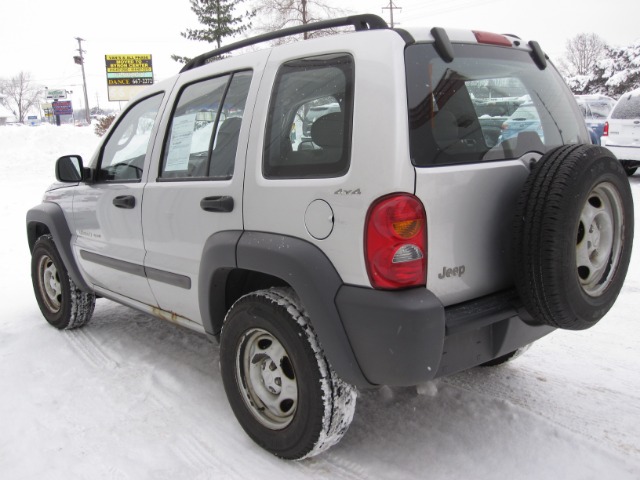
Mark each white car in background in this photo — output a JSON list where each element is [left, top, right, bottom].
[[602, 88, 640, 176]]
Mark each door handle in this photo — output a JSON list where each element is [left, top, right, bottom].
[[113, 195, 136, 209], [200, 196, 234, 212]]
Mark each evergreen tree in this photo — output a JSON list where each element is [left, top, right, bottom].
[[590, 41, 640, 97], [563, 39, 640, 97], [172, 0, 254, 64]]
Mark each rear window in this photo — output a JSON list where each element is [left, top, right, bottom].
[[611, 92, 640, 120], [406, 43, 589, 167]]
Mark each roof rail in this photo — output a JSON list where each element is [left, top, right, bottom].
[[180, 14, 389, 73]]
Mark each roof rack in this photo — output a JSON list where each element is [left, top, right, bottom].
[[180, 14, 389, 73]]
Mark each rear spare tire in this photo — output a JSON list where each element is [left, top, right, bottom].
[[512, 144, 634, 330]]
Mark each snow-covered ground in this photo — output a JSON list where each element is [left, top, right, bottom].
[[1, 125, 639, 479]]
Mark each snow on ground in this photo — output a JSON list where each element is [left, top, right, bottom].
[[1, 124, 639, 479]]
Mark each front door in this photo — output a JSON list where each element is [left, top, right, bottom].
[[73, 92, 166, 305]]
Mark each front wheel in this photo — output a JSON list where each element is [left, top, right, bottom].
[[31, 235, 95, 329], [220, 288, 356, 460]]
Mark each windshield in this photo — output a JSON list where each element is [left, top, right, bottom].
[[576, 97, 615, 119], [405, 43, 589, 167]]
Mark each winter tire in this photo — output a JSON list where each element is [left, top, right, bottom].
[[31, 235, 96, 330], [220, 288, 356, 460], [513, 144, 634, 330]]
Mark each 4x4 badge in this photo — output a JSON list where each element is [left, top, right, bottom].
[[334, 188, 361, 195]]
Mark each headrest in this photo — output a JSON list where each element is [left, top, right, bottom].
[[310, 112, 344, 148], [218, 116, 242, 138]]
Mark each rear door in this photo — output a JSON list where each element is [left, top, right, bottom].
[[141, 56, 264, 325]]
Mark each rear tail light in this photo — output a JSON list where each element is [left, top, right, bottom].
[[365, 194, 427, 289], [603, 121, 609, 137]]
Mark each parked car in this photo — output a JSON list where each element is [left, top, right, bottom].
[[499, 103, 543, 142], [575, 94, 616, 145], [473, 97, 523, 147], [26, 14, 634, 459], [602, 88, 640, 176]]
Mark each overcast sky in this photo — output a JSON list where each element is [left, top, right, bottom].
[[1, 0, 638, 112]]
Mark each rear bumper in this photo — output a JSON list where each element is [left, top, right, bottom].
[[336, 286, 553, 386]]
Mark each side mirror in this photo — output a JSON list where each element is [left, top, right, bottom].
[[55, 155, 85, 182]]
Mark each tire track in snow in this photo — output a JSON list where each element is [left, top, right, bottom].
[[303, 454, 369, 479], [441, 371, 640, 457], [106, 466, 130, 480], [63, 329, 119, 370], [172, 433, 226, 474]]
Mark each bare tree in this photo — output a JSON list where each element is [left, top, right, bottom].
[[0, 72, 42, 123], [563, 33, 607, 76], [254, 0, 346, 42]]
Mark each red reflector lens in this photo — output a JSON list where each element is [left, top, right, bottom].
[[473, 31, 512, 47], [603, 121, 609, 136], [365, 194, 427, 289]]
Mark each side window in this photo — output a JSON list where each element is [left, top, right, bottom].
[[160, 70, 252, 180], [264, 54, 354, 179], [99, 94, 163, 182]]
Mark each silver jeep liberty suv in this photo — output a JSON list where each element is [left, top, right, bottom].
[[27, 14, 634, 459]]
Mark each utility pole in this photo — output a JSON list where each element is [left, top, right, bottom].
[[382, 1, 402, 28], [74, 37, 91, 124]]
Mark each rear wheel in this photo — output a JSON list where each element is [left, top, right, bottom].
[[620, 160, 638, 176], [512, 145, 634, 330], [31, 235, 95, 329], [220, 288, 356, 460]]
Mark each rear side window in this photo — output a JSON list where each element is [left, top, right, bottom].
[[160, 71, 252, 180], [611, 92, 640, 120], [264, 54, 354, 179], [405, 44, 589, 167]]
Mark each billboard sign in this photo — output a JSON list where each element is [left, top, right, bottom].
[[52, 100, 73, 116], [105, 54, 154, 101], [46, 89, 67, 100]]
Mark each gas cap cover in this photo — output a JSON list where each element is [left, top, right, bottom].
[[304, 199, 334, 240]]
